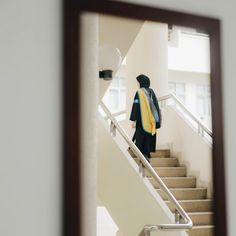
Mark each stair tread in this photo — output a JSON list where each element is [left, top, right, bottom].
[[188, 211, 214, 226], [130, 149, 171, 158], [149, 176, 195, 180], [188, 212, 214, 215], [165, 199, 213, 203], [145, 165, 187, 177], [133, 157, 180, 167], [166, 199, 213, 212], [192, 225, 214, 229], [149, 177, 196, 188], [152, 150, 170, 153], [151, 149, 171, 158], [150, 176, 196, 182], [153, 166, 185, 169], [153, 149, 170, 151], [134, 157, 177, 160], [150, 156, 172, 158], [157, 187, 206, 191], [157, 187, 207, 200]]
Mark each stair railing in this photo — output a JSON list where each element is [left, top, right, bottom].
[[109, 93, 212, 142], [99, 101, 193, 236], [159, 93, 212, 141]]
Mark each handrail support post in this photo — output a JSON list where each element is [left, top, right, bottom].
[[179, 215, 185, 224], [110, 121, 116, 136], [145, 230, 151, 236], [175, 209, 180, 223], [139, 161, 145, 177]]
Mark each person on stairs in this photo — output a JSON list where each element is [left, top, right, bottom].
[[130, 74, 161, 163]]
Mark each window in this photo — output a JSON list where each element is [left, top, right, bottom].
[[103, 76, 127, 113], [196, 85, 211, 116], [168, 82, 186, 104]]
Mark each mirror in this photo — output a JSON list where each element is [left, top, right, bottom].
[[97, 13, 213, 236], [63, 2, 226, 236]]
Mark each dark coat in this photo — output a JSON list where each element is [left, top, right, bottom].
[[130, 88, 161, 158]]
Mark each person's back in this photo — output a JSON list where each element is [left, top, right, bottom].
[[130, 74, 161, 162]]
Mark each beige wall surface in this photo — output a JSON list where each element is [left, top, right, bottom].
[[120, 0, 236, 235], [126, 21, 169, 99], [99, 14, 144, 62], [0, 0, 62, 236], [97, 116, 187, 236], [98, 15, 144, 99], [126, 21, 169, 134]]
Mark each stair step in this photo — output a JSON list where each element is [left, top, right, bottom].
[[166, 199, 213, 212], [134, 157, 179, 167], [149, 177, 196, 188], [188, 212, 214, 226], [157, 188, 207, 200], [129, 149, 171, 158], [145, 167, 186, 177], [188, 225, 214, 236], [151, 157, 179, 167], [151, 149, 170, 158]]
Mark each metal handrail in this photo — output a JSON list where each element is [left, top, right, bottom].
[[109, 93, 212, 139], [99, 101, 193, 235], [159, 93, 212, 138]]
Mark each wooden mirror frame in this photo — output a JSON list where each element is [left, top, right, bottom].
[[63, 1, 227, 236]]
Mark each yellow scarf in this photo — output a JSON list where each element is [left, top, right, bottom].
[[138, 89, 156, 135]]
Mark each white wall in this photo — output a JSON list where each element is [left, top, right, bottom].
[[120, 1, 236, 235], [126, 21, 169, 102], [99, 15, 144, 62], [98, 15, 144, 99], [168, 70, 211, 128], [0, 1, 62, 236], [125, 21, 168, 135], [168, 33, 210, 73], [168, 70, 210, 85], [103, 64, 127, 113], [96, 206, 119, 236], [80, 13, 99, 236]]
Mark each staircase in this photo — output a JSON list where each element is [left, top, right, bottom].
[[131, 149, 214, 236]]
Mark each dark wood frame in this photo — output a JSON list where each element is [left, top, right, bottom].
[[63, 1, 227, 236]]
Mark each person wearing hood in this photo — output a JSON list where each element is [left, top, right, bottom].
[[130, 74, 161, 163]]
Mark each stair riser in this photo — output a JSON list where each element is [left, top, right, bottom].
[[151, 158, 179, 167], [130, 149, 170, 158], [133, 158, 179, 167], [151, 150, 170, 158], [167, 201, 213, 212], [157, 189, 207, 200], [150, 178, 196, 188], [188, 227, 214, 236], [189, 214, 214, 226], [145, 168, 186, 177]]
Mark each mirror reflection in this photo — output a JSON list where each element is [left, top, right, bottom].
[[97, 13, 213, 236]]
